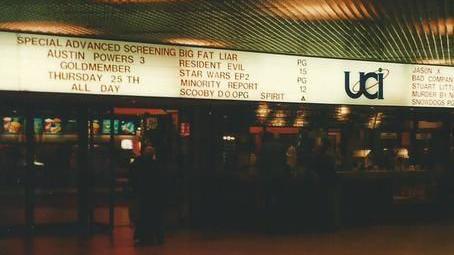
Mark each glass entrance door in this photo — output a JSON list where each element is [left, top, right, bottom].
[[89, 108, 116, 231], [32, 109, 79, 230], [105, 107, 182, 229], [0, 108, 27, 234]]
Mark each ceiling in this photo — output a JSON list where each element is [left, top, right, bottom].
[[0, 0, 452, 65]]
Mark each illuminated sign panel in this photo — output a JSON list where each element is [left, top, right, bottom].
[[0, 31, 453, 108]]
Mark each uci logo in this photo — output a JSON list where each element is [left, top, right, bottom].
[[344, 68, 389, 100]]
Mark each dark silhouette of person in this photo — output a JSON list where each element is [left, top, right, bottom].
[[257, 131, 287, 232], [311, 138, 340, 231], [295, 132, 319, 230], [129, 144, 166, 245]]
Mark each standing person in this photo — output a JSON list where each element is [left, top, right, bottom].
[[295, 133, 318, 230], [257, 131, 288, 232], [312, 138, 340, 231], [129, 144, 166, 245]]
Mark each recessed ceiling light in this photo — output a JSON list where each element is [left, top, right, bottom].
[[163, 38, 227, 48], [417, 18, 454, 36], [259, 0, 377, 21], [95, 0, 186, 3], [0, 21, 98, 36], [416, 59, 453, 65]]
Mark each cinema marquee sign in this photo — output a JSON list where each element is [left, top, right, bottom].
[[0, 31, 454, 108]]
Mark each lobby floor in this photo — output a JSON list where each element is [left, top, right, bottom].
[[2, 224, 454, 255]]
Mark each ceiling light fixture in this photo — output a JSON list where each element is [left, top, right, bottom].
[[95, 0, 185, 3], [416, 58, 453, 66], [259, 0, 377, 21], [417, 18, 454, 36], [163, 37, 227, 48], [0, 21, 98, 36]]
